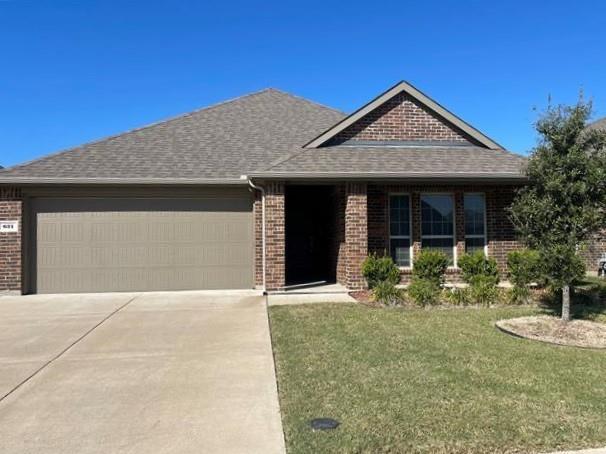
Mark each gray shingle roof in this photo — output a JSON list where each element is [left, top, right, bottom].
[[0, 89, 345, 183], [588, 117, 606, 131], [0, 87, 526, 183], [250, 145, 527, 180]]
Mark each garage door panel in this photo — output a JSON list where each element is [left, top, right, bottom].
[[32, 197, 253, 293]]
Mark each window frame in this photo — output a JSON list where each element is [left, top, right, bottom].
[[420, 192, 457, 268], [388, 192, 413, 269], [464, 192, 488, 256]]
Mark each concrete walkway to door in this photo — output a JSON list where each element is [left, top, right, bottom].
[[0, 290, 285, 454]]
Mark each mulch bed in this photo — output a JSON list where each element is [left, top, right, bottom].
[[496, 316, 606, 349]]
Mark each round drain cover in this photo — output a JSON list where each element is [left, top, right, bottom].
[[310, 418, 340, 430]]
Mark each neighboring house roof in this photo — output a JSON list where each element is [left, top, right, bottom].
[[303, 81, 503, 150], [0, 89, 345, 184], [587, 117, 606, 131], [0, 82, 526, 184]]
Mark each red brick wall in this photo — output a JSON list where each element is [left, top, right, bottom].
[[253, 190, 263, 287], [340, 183, 368, 290], [0, 187, 22, 293], [264, 182, 285, 290], [329, 92, 478, 145], [368, 184, 521, 284], [582, 232, 606, 274]]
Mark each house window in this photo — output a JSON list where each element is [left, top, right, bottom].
[[389, 194, 411, 267], [421, 194, 455, 264], [464, 193, 487, 255]]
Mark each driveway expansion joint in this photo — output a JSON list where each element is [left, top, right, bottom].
[[0, 293, 141, 404]]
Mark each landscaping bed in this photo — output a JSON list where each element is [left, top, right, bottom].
[[497, 315, 606, 349], [270, 303, 606, 454]]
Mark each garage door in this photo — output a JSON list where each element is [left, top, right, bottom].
[[31, 196, 253, 293]]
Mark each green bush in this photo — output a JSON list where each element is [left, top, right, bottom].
[[372, 280, 404, 306], [412, 250, 448, 285], [507, 285, 531, 305], [458, 251, 499, 285], [407, 278, 441, 306], [469, 275, 499, 306], [507, 249, 541, 288], [445, 287, 471, 306], [361, 253, 401, 289]]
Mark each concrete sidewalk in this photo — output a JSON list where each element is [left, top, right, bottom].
[[0, 291, 285, 454]]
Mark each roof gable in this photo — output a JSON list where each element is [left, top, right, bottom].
[[304, 81, 503, 149]]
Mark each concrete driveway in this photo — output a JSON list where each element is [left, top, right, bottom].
[[0, 291, 285, 454]]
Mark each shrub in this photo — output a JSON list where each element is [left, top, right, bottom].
[[507, 249, 541, 288], [507, 285, 531, 305], [469, 275, 499, 306], [372, 280, 404, 306], [362, 253, 401, 289], [458, 251, 499, 285], [412, 250, 448, 285], [445, 287, 471, 306], [407, 277, 441, 306]]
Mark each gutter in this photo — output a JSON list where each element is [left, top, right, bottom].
[[246, 172, 528, 183], [0, 177, 248, 185], [243, 175, 266, 292]]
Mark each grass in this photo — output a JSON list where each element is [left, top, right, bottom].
[[270, 304, 606, 454]]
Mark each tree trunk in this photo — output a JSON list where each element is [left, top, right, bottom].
[[561, 285, 571, 322]]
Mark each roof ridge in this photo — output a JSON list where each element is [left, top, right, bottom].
[[263, 87, 347, 116], [0, 88, 277, 173]]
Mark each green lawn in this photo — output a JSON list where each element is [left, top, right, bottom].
[[269, 304, 606, 454]]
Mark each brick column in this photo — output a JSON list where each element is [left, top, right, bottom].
[[265, 182, 285, 290], [0, 187, 23, 294], [454, 191, 465, 264], [344, 183, 368, 290]]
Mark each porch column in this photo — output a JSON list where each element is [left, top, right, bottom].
[[344, 182, 368, 290], [265, 181, 285, 290]]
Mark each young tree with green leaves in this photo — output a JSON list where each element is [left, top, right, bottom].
[[509, 99, 606, 321]]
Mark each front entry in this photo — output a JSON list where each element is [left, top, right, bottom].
[[285, 185, 336, 286]]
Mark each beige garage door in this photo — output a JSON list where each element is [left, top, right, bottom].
[[32, 196, 253, 293]]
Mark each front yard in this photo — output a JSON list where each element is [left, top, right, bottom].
[[270, 304, 606, 454]]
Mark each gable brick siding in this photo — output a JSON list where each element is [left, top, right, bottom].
[[0, 187, 23, 294], [328, 92, 478, 145], [368, 184, 520, 284]]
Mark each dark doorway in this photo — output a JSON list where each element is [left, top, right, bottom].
[[285, 185, 336, 286]]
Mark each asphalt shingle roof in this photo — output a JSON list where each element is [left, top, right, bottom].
[[251, 145, 526, 179], [588, 117, 606, 131], [0, 89, 345, 183], [0, 87, 527, 183]]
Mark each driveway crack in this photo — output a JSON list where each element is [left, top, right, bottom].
[[0, 293, 141, 404]]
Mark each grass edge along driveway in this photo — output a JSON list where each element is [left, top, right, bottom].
[[269, 303, 606, 454]]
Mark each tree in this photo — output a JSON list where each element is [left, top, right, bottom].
[[509, 99, 606, 321]]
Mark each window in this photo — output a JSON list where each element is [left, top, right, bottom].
[[421, 194, 455, 263], [389, 194, 411, 267], [464, 193, 486, 255]]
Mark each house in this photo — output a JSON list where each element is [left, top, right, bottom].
[[0, 81, 534, 294]]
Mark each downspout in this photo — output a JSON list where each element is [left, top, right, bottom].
[[245, 176, 266, 292]]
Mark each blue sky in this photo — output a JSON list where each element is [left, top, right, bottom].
[[1, 0, 605, 167]]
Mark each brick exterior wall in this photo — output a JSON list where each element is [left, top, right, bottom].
[[264, 182, 285, 290], [328, 92, 478, 145], [582, 232, 606, 275], [368, 184, 520, 284], [337, 183, 368, 290], [0, 187, 23, 294], [253, 189, 263, 287]]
